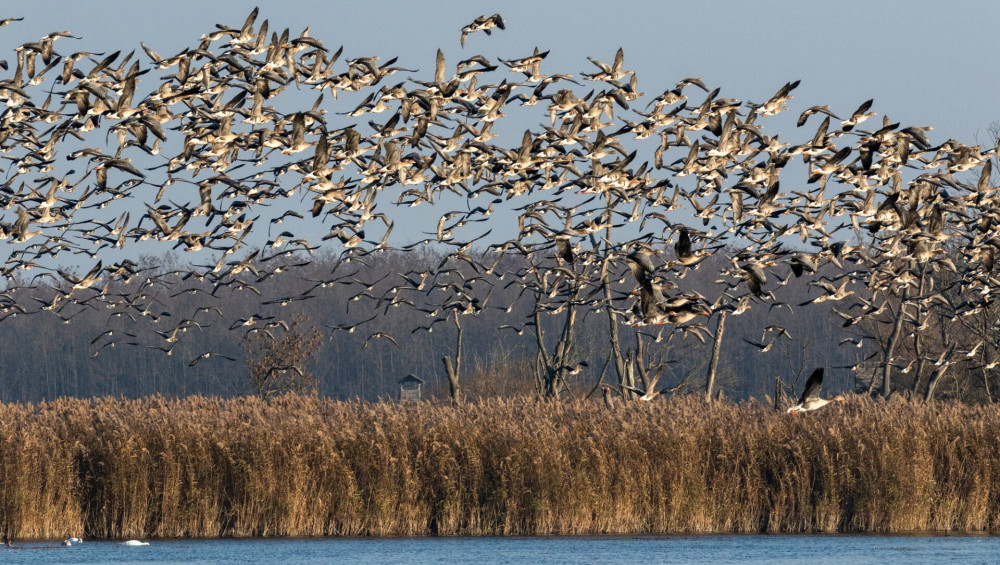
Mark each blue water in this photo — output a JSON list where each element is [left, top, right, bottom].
[[1, 535, 998, 564]]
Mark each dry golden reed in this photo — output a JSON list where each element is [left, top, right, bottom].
[[1, 394, 999, 539]]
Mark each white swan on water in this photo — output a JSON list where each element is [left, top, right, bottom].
[[121, 540, 150, 546]]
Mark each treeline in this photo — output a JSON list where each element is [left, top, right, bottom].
[[0, 249, 866, 403], [2, 394, 999, 540]]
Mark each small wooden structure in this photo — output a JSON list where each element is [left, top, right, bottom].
[[398, 374, 424, 402]]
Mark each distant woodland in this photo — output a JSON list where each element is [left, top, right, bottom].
[[0, 248, 869, 403]]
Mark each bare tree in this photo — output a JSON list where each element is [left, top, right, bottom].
[[244, 316, 323, 399], [705, 310, 727, 401], [442, 311, 463, 405]]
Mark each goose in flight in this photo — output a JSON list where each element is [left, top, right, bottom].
[[753, 79, 799, 117], [841, 98, 875, 131], [786, 368, 845, 414], [460, 13, 505, 48], [622, 374, 662, 401], [672, 226, 710, 267], [626, 249, 710, 326]]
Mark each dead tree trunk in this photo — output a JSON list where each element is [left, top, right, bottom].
[[604, 277, 628, 390], [442, 312, 463, 405], [924, 366, 946, 402], [546, 298, 579, 398], [981, 363, 993, 403], [881, 286, 908, 398], [600, 209, 629, 392], [924, 327, 955, 402], [910, 267, 929, 396], [443, 356, 461, 405], [705, 310, 727, 402], [774, 376, 784, 411], [530, 266, 583, 399]]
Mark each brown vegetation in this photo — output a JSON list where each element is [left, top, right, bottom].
[[1, 393, 999, 540], [243, 316, 323, 399]]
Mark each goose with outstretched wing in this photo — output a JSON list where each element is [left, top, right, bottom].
[[787, 368, 845, 414]]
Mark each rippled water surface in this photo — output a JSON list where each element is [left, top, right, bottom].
[[2, 535, 998, 564]]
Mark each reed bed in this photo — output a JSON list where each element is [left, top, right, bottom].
[[1, 394, 1000, 539]]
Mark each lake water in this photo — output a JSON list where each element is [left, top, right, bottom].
[[1, 535, 998, 564]]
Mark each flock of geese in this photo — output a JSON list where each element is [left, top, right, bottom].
[[0, 8, 996, 402]]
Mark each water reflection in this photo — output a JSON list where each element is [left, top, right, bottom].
[[0, 534, 996, 565]]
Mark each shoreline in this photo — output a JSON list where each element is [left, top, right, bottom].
[[7, 531, 1000, 542]]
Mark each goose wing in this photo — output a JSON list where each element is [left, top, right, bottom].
[[799, 367, 824, 403], [674, 226, 692, 259]]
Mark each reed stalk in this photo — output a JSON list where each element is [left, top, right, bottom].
[[1, 394, 999, 539]]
